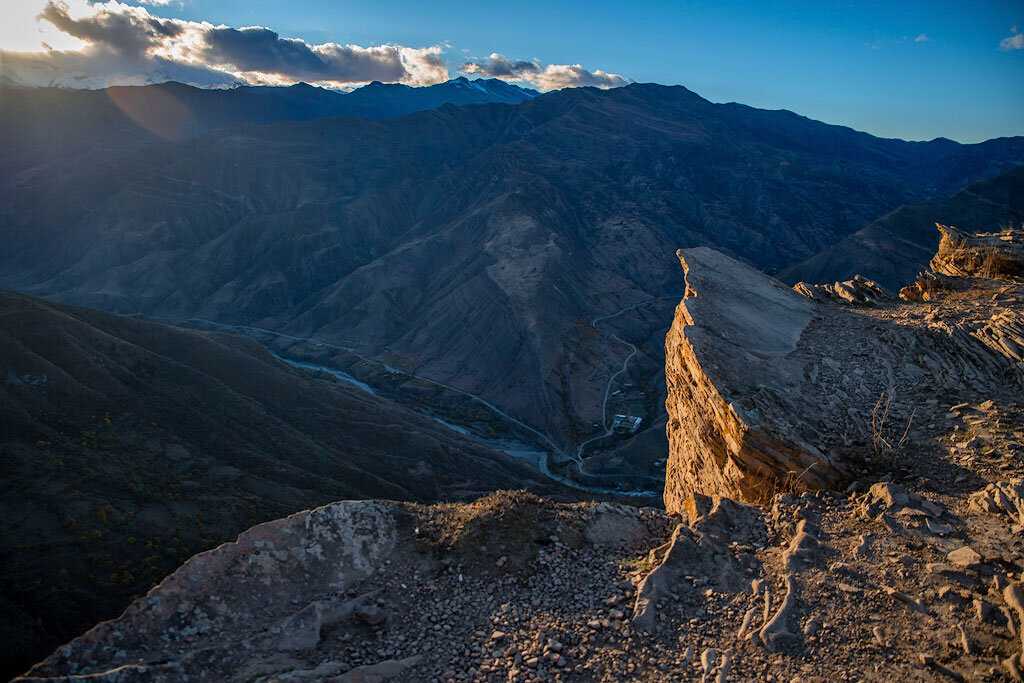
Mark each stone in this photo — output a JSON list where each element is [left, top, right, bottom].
[[947, 546, 982, 568], [975, 599, 1004, 625], [354, 605, 389, 627], [700, 647, 716, 674], [868, 482, 910, 509]]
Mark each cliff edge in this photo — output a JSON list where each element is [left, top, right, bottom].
[[665, 231, 1023, 508]]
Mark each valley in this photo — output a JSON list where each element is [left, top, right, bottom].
[[0, 289, 558, 678], [1, 62, 1023, 681]]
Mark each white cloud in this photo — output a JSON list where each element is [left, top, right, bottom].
[[459, 53, 629, 91], [999, 26, 1024, 51], [914, 33, 931, 42], [1, 0, 450, 88], [0, 2, 630, 92]]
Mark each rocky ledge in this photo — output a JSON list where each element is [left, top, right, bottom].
[[664, 228, 1024, 508]]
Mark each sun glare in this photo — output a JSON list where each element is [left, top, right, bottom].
[[0, 0, 87, 52]]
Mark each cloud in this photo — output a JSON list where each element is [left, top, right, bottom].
[[197, 27, 445, 84], [1, 0, 449, 88], [459, 52, 629, 91], [1, 2, 624, 92], [914, 33, 931, 42], [38, 1, 184, 58], [1000, 26, 1023, 51]]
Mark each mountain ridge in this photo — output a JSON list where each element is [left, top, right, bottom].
[[0, 76, 537, 179]]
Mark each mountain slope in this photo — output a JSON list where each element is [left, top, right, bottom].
[[778, 165, 1024, 290], [0, 288, 552, 679], [0, 77, 535, 178], [2, 83, 1024, 460]]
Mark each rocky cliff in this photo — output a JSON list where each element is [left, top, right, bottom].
[[15, 228, 1024, 681], [664, 229, 1024, 508]]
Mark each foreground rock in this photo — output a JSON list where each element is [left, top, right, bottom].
[[929, 224, 1024, 280]]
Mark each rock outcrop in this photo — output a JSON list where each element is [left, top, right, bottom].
[[663, 247, 842, 509], [792, 275, 892, 306], [664, 235, 1024, 509], [930, 224, 1024, 279]]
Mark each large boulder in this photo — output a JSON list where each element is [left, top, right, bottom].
[[20, 501, 399, 681], [663, 247, 848, 509]]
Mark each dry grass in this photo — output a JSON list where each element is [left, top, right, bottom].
[[871, 390, 915, 469]]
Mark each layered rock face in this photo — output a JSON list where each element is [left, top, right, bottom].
[[664, 237, 1024, 509], [663, 248, 837, 508]]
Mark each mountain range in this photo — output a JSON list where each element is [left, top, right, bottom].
[[0, 76, 536, 178], [2, 81, 1024, 461]]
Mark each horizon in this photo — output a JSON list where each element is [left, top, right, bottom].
[[0, 0, 1021, 143], [8, 75, 1018, 147]]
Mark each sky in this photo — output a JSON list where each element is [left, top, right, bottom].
[[1, 0, 1022, 142]]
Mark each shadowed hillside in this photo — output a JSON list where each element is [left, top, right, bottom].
[[0, 288, 553, 679]]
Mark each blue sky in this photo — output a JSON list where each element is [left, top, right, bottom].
[[2, 0, 1022, 142]]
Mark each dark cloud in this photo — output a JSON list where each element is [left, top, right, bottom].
[[460, 53, 541, 80], [459, 53, 629, 91], [199, 27, 408, 82], [11, 1, 448, 88], [39, 1, 183, 57]]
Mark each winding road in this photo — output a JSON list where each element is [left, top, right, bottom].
[[574, 297, 676, 461]]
